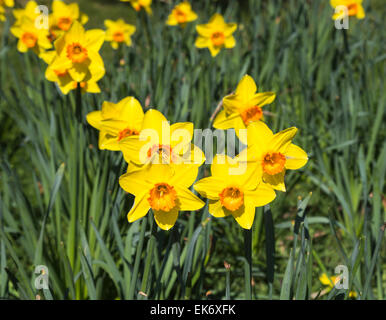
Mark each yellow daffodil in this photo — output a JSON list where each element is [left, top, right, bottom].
[[330, 0, 365, 20], [48, 0, 89, 42], [10, 16, 52, 55], [194, 155, 276, 229], [213, 74, 276, 142], [120, 0, 152, 15], [0, 0, 14, 21], [319, 273, 357, 298], [86, 97, 144, 151], [46, 21, 105, 86], [12, 0, 39, 23], [119, 163, 204, 230], [104, 19, 136, 49], [195, 13, 237, 57], [119, 109, 205, 167], [239, 121, 308, 192], [166, 1, 197, 27]]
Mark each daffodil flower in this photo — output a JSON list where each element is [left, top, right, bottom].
[[166, 1, 198, 27], [213, 74, 276, 142], [12, 0, 39, 23], [86, 97, 145, 151], [119, 163, 204, 230], [120, 0, 152, 15], [319, 273, 357, 298], [46, 21, 105, 84], [195, 13, 237, 57], [0, 0, 14, 21], [194, 155, 276, 229], [104, 19, 136, 49], [10, 16, 52, 55], [119, 109, 205, 167], [48, 0, 89, 42], [330, 0, 365, 20], [239, 121, 308, 192]]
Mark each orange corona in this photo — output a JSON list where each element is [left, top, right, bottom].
[[21, 32, 38, 48], [240, 105, 263, 125], [117, 128, 139, 141], [211, 31, 225, 46], [262, 152, 286, 175], [58, 17, 72, 31], [148, 183, 178, 212], [219, 186, 244, 211], [67, 43, 88, 63]]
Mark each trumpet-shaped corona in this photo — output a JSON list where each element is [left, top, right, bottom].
[[148, 183, 178, 212], [219, 187, 244, 211]]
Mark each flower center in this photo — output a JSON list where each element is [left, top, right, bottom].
[[175, 9, 187, 24], [211, 31, 225, 46], [117, 128, 139, 141], [21, 32, 38, 48], [113, 31, 125, 43], [58, 17, 72, 31], [347, 3, 358, 16], [147, 144, 175, 163], [262, 152, 286, 175], [54, 69, 68, 77], [67, 43, 88, 63], [240, 105, 263, 125], [148, 183, 178, 212], [219, 187, 244, 211]]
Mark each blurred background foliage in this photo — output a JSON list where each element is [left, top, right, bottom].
[[0, 0, 385, 300]]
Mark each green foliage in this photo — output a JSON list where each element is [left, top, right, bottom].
[[0, 0, 385, 300]]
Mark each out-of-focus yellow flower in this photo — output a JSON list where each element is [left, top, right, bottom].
[[195, 13, 237, 57], [330, 0, 365, 20], [319, 273, 358, 298], [166, 1, 197, 27], [104, 19, 136, 49], [119, 109, 205, 167], [238, 121, 308, 192], [48, 0, 89, 42], [45, 21, 105, 91], [10, 16, 52, 55], [120, 0, 152, 15], [0, 0, 14, 22], [12, 0, 39, 23], [119, 163, 204, 230], [213, 74, 276, 141], [194, 155, 276, 229], [86, 97, 144, 151]]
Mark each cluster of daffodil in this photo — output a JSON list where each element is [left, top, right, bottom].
[[86, 74, 308, 230]]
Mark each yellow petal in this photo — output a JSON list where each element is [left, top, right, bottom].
[[193, 177, 223, 200], [142, 109, 169, 138], [119, 170, 152, 196], [85, 29, 105, 52], [262, 171, 286, 192], [245, 183, 276, 207], [224, 36, 236, 48], [175, 186, 205, 211], [127, 194, 151, 223], [250, 91, 276, 108], [208, 200, 231, 217], [86, 111, 103, 130], [235, 75, 257, 102], [285, 144, 308, 170], [231, 199, 255, 229], [153, 207, 179, 230], [270, 127, 298, 154]]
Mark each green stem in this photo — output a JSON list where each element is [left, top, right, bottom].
[[75, 84, 82, 123], [128, 217, 148, 299], [243, 228, 252, 300], [139, 212, 157, 299]]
